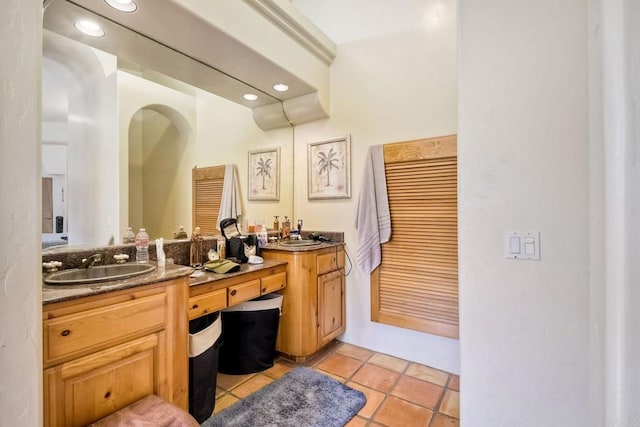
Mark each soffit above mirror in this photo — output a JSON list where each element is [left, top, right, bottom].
[[43, 0, 335, 125]]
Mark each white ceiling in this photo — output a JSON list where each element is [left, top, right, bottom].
[[293, 0, 452, 44]]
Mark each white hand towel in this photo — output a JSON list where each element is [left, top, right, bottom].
[[354, 145, 391, 274], [217, 164, 243, 230]]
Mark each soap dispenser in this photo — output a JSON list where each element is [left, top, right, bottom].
[[282, 216, 291, 240]]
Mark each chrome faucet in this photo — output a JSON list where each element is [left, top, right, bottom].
[[80, 253, 103, 269]]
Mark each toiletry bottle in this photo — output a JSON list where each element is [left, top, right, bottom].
[[156, 238, 166, 269], [123, 226, 135, 244], [273, 216, 279, 232], [190, 227, 203, 266], [135, 228, 149, 263], [282, 216, 291, 240], [217, 238, 226, 259]]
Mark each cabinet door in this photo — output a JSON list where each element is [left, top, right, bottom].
[[44, 333, 164, 427], [317, 270, 345, 348]]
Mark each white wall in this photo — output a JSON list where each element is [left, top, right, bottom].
[[458, 1, 591, 425], [67, 52, 118, 246], [0, 2, 42, 425], [195, 89, 294, 228], [118, 71, 197, 239], [293, 0, 459, 374], [43, 37, 119, 246], [601, 1, 640, 425]]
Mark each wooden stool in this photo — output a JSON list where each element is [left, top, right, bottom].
[[88, 395, 199, 427]]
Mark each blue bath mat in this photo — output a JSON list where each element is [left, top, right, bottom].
[[202, 367, 366, 427]]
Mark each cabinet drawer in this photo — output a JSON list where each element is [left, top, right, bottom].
[[261, 272, 286, 294], [228, 280, 261, 306], [44, 293, 166, 363], [317, 251, 344, 275], [188, 289, 227, 320]]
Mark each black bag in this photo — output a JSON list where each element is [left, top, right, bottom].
[[219, 218, 260, 263]]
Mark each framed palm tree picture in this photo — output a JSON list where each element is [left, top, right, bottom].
[[248, 147, 280, 201], [308, 135, 351, 200]]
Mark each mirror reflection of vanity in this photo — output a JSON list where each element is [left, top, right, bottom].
[[41, 0, 334, 249]]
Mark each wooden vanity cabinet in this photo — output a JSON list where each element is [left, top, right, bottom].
[[318, 270, 345, 348], [261, 246, 345, 361], [187, 266, 287, 320], [42, 278, 189, 427]]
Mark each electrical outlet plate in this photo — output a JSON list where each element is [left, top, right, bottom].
[[504, 231, 540, 261]]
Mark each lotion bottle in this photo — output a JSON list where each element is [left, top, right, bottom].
[[156, 238, 166, 269]]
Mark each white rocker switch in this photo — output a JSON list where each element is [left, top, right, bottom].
[[505, 232, 540, 261]]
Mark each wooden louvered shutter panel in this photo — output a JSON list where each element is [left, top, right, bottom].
[[192, 166, 225, 236], [371, 135, 458, 339]]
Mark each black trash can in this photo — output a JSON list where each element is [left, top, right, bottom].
[[188, 311, 222, 423], [219, 293, 283, 375]]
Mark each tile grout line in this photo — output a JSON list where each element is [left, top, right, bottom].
[[215, 342, 459, 425], [363, 356, 409, 425]]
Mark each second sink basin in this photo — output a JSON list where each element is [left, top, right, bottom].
[[44, 263, 157, 285], [278, 239, 321, 247]]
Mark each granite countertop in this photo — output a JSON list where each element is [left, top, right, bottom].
[[42, 262, 194, 305], [188, 259, 288, 287], [260, 241, 344, 252], [42, 259, 290, 305]]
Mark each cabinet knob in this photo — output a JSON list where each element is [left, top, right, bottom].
[[192, 304, 199, 309], [104, 391, 111, 399], [61, 329, 71, 337], [262, 288, 266, 293], [230, 289, 237, 296]]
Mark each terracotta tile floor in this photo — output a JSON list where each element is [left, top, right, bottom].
[[214, 341, 460, 426]]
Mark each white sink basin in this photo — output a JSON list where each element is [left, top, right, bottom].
[[44, 263, 156, 285], [278, 239, 321, 247]]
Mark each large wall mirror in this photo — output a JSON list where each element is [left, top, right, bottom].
[[41, 1, 297, 249]]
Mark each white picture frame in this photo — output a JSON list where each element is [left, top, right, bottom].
[[307, 135, 351, 200], [248, 147, 280, 201]]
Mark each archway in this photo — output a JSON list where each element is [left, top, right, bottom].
[[128, 104, 194, 240]]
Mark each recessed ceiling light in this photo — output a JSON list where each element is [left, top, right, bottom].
[[273, 83, 290, 92], [243, 94, 258, 101], [74, 20, 104, 37], [104, 0, 138, 12]]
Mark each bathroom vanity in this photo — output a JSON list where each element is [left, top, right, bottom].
[[42, 265, 191, 427], [261, 242, 346, 362], [42, 259, 286, 427]]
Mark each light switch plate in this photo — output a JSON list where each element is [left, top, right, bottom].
[[505, 231, 540, 260]]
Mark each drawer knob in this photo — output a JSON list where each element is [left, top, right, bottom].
[[192, 304, 199, 309], [61, 329, 71, 337], [230, 289, 237, 296], [262, 288, 266, 293]]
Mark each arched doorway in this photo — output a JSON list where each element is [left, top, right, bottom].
[[128, 104, 194, 240]]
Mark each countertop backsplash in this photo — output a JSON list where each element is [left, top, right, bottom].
[[41, 231, 343, 270], [42, 237, 218, 269]]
